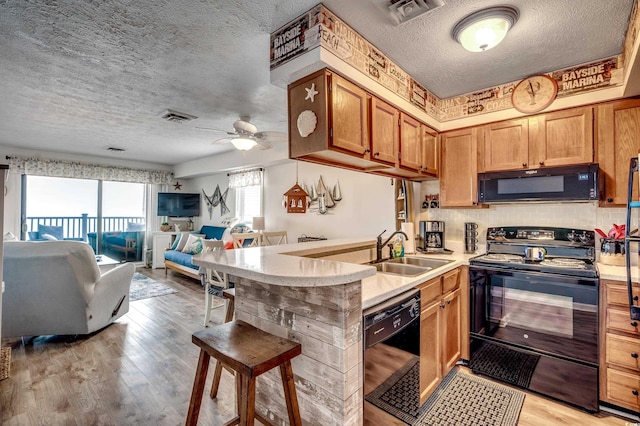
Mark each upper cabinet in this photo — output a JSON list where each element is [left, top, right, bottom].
[[421, 126, 439, 177], [399, 113, 422, 171], [483, 106, 594, 172], [370, 97, 398, 166], [288, 68, 438, 181], [330, 74, 370, 156], [440, 127, 482, 207], [597, 98, 640, 206]]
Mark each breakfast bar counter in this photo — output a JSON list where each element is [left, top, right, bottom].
[[192, 238, 467, 425]]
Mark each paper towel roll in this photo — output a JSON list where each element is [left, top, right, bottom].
[[401, 222, 416, 254]]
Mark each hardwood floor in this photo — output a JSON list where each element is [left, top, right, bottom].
[[1, 267, 636, 425]]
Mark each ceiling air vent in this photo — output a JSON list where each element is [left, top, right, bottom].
[[387, 0, 445, 25], [107, 147, 125, 152], [160, 109, 197, 123]]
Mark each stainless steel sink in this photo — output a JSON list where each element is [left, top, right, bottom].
[[386, 256, 454, 269], [372, 262, 430, 276]]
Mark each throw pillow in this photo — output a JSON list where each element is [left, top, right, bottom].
[[28, 231, 41, 241], [173, 232, 191, 251], [127, 222, 145, 231], [3, 232, 17, 241], [40, 233, 58, 241], [224, 239, 235, 250], [181, 234, 203, 254], [38, 224, 64, 240]]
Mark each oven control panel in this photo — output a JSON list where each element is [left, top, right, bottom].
[[516, 230, 554, 240]]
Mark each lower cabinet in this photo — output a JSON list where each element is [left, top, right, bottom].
[[600, 279, 640, 412], [417, 268, 461, 404], [152, 232, 179, 269]]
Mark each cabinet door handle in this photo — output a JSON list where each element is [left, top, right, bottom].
[[634, 295, 639, 301], [522, 163, 527, 167], [440, 304, 445, 309], [631, 352, 638, 359], [446, 300, 451, 305], [364, 149, 370, 154], [632, 321, 638, 327], [633, 389, 639, 396], [539, 161, 545, 166], [374, 152, 380, 157], [607, 198, 614, 203]]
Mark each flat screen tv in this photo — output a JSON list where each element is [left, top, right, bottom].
[[157, 192, 201, 217]]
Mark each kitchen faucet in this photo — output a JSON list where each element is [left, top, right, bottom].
[[376, 229, 408, 262]]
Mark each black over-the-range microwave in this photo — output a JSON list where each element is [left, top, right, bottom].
[[478, 163, 601, 204]]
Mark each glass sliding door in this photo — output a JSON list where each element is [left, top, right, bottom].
[[23, 175, 98, 242], [23, 176, 146, 262], [101, 181, 146, 261]]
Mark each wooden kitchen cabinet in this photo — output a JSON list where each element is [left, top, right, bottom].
[[597, 98, 640, 206], [600, 279, 640, 412], [484, 118, 529, 171], [370, 96, 398, 166], [440, 127, 483, 207], [417, 267, 461, 404], [420, 125, 439, 177], [399, 113, 422, 171], [331, 73, 370, 155], [483, 106, 593, 171]]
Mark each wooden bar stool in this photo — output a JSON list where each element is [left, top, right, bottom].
[[186, 320, 302, 426], [210, 288, 235, 399]]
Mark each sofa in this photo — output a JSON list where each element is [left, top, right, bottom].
[[164, 224, 256, 280], [2, 240, 136, 337], [164, 225, 228, 280], [88, 222, 145, 261]]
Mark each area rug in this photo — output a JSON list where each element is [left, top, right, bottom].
[[129, 272, 177, 301], [0, 347, 10, 381], [416, 368, 525, 426], [365, 357, 421, 424], [366, 362, 525, 426], [469, 341, 540, 388]]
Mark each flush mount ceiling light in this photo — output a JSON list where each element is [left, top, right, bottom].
[[230, 137, 258, 151], [452, 6, 519, 52]]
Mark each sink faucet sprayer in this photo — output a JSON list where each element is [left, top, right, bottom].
[[376, 230, 408, 262]]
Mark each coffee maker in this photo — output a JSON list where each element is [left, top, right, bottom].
[[419, 221, 447, 252]]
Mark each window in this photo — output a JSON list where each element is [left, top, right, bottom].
[[235, 184, 262, 225]]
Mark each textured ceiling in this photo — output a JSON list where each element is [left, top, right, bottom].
[[0, 0, 634, 166]]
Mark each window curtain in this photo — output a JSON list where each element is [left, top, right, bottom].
[[7, 156, 173, 185], [228, 168, 262, 188], [145, 183, 166, 249]]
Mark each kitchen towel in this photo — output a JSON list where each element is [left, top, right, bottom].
[[401, 222, 416, 254]]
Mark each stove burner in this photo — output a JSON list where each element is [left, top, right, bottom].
[[540, 258, 587, 269], [480, 254, 523, 262]]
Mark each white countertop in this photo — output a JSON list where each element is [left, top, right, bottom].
[[597, 262, 638, 282], [192, 238, 478, 310]]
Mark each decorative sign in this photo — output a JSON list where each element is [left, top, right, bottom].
[[202, 185, 230, 219], [552, 57, 620, 97], [270, 9, 315, 70]]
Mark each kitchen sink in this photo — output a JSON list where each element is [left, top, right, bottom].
[[386, 256, 454, 269], [372, 262, 430, 276]]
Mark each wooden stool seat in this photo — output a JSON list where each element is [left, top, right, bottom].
[[186, 320, 302, 426]]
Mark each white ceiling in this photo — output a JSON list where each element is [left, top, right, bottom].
[[0, 0, 634, 166]]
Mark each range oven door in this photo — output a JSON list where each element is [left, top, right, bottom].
[[469, 266, 599, 412]]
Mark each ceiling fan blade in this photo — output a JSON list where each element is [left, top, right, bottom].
[[212, 137, 233, 145], [255, 140, 273, 150], [195, 126, 236, 135], [254, 131, 288, 143]]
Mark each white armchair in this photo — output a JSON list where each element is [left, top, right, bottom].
[[2, 241, 135, 337]]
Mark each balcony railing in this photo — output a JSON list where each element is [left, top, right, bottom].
[[26, 214, 145, 241]]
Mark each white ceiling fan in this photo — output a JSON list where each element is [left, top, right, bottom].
[[196, 116, 287, 151]]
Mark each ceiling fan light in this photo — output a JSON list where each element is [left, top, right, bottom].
[[452, 6, 519, 52], [231, 137, 257, 151]]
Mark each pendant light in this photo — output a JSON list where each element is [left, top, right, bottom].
[[452, 6, 519, 52]]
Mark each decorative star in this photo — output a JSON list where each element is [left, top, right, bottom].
[[305, 83, 319, 102], [173, 181, 182, 190]]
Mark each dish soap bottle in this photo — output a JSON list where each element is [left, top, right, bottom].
[[393, 236, 405, 258]]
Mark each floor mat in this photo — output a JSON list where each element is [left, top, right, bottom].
[[365, 357, 421, 424], [469, 341, 540, 388], [0, 346, 11, 381], [130, 272, 177, 301]]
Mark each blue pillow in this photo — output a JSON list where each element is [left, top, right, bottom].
[[127, 222, 145, 231], [28, 231, 41, 241], [38, 225, 64, 240]]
